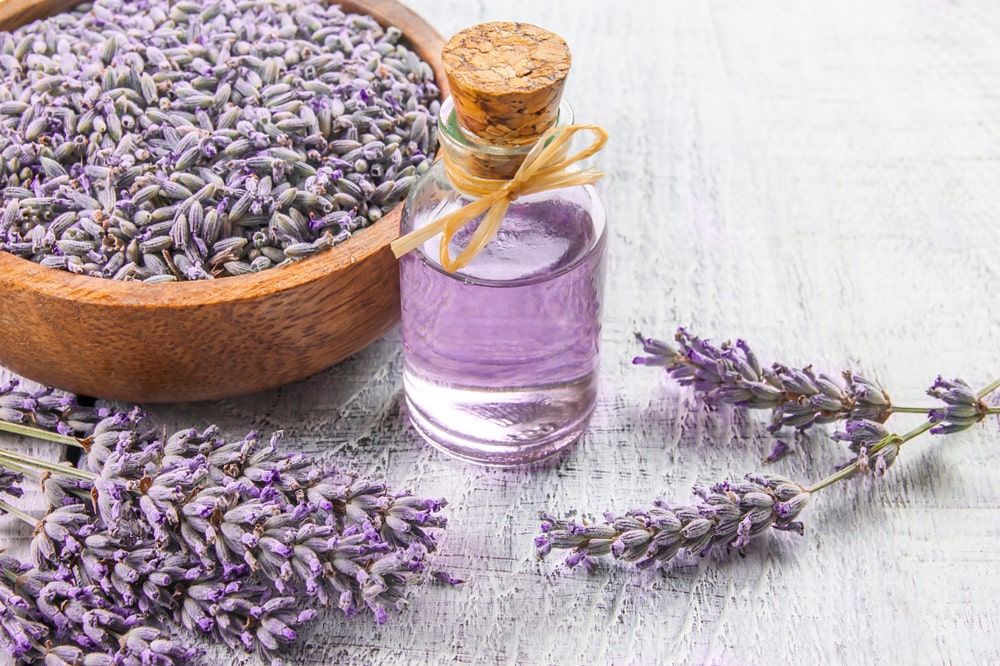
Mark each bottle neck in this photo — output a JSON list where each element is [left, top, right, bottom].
[[437, 97, 574, 181]]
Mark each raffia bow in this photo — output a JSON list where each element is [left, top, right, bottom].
[[389, 124, 609, 273]]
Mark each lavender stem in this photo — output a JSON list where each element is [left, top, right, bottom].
[[977, 377, 1000, 399], [889, 406, 937, 414], [0, 420, 84, 448], [0, 458, 34, 479], [0, 447, 95, 481], [853, 405, 1000, 415], [0, 498, 37, 525]]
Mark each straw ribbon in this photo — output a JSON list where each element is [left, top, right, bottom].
[[390, 124, 609, 273]]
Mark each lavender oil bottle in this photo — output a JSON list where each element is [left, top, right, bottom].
[[392, 22, 608, 466]]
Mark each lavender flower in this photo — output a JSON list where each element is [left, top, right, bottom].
[[537, 474, 810, 572], [1, 555, 192, 666], [634, 330, 892, 432], [0, 405, 450, 664], [0, 463, 23, 501], [30, 503, 92, 568], [0, 378, 103, 438], [39, 472, 93, 509], [34, 628, 196, 666], [926, 376, 989, 434], [0, 558, 47, 660], [832, 420, 901, 476]]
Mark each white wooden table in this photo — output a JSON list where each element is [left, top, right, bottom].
[[4, 0, 1000, 663]]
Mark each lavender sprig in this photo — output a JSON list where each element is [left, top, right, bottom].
[[0, 407, 450, 663], [634, 329, 892, 432], [537, 474, 809, 573], [536, 438, 903, 573], [540, 367, 1000, 573], [635, 329, 1000, 461]]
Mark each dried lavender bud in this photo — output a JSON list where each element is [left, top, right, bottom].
[[537, 474, 809, 572], [0, 378, 102, 438], [0, 559, 48, 660], [30, 503, 92, 568], [833, 419, 892, 454], [832, 420, 901, 476], [40, 472, 94, 509], [39, 626, 197, 666], [634, 330, 892, 432], [0, 0, 440, 280], [763, 439, 791, 464], [0, 464, 23, 501], [926, 376, 989, 434]]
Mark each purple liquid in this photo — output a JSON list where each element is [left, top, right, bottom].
[[400, 190, 606, 465]]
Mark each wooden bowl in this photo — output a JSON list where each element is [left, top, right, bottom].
[[0, 0, 446, 402]]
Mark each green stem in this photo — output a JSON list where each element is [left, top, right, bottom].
[[803, 461, 860, 494], [978, 378, 1000, 399], [0, 420, 84, 448], [0, 498, 39, 526], [0, 457, 41, 478], [0, 447, 95, 481], [896, 421, 934, 446], [806, 377, 1000, 494], [887, 406, 1000, 416], [0, 459, 93, 502]]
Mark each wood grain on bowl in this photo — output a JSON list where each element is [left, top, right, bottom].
[[0, 0, 79, 27], [0, 0, 447, 402]]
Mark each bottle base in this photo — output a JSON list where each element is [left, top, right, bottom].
[[403, 373, 597, 467]]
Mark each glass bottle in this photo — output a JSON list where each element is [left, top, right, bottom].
[[396, 22, 607, 466]]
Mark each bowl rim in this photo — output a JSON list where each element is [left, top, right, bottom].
[[0, 219, 397, 306], [0, 0, 448, 308]]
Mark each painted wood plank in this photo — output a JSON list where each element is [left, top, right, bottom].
[[3, 1, 1000, 664]]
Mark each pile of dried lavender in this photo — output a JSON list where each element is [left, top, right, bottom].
[[536, 329, 1000, 573], [0, 0, 439, 281], [0, 380, 449, 664]]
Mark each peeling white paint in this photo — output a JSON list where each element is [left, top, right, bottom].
[[5, 0, 1000, 663]]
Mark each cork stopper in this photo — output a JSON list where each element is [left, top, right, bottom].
[[442, 22, 571, 146]]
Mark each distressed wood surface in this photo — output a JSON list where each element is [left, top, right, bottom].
[[5, 0, 1000, 663]]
